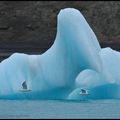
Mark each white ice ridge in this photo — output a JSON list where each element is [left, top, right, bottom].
[[0, 8, 120, 100]]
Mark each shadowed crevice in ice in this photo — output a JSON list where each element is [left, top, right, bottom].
[[0, 8, 120, 100]]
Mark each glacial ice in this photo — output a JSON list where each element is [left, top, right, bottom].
[[0, 8, 120, 100]]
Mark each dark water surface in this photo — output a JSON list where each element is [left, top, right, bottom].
[[0, 99, 120, 119]]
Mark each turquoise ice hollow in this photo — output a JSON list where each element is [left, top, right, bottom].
[[0, 8, 120, 100]]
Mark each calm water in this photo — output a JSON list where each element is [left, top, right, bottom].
[[0, 99, 120, 119]]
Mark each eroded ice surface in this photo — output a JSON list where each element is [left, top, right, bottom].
[[0, 8, 120, 100]]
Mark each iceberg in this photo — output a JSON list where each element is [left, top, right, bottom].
[[0, 8, 120, 100]]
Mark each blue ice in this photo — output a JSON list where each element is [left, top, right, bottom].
[[0, 8, 120, 100]]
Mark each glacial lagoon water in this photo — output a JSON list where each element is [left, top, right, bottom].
[[0, 7, 120, 119], [0, 99, 120, 119]]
